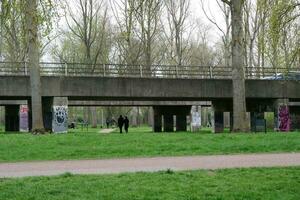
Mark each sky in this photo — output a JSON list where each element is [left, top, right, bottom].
[[190, 0, 228, 42], [45, 0, 226, 61]]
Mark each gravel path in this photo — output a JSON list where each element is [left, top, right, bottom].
[[0, 153, 300, 178], [99, 128, 115, 134]]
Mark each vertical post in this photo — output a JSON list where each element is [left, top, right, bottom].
[[103, 64, 106, 77], [5, 105, 20, 132], [175, 65, 178, 78], [209, 66, 213, 78], [64, 63, 68, 76], [140, 65, 143, 77], [101, 109, 104, 128]]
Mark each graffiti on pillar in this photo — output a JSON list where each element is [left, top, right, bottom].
[[278, 106, 290, 132], [52, 106, 68, 133], [191, 106, 201, 132], [19, 105, 29, 132]]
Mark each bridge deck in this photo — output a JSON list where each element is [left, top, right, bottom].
[[0, 76, 300, 100]]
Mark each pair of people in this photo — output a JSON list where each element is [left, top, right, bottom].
[[118, 115, 129, 133]]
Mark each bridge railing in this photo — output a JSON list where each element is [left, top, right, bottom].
[[0, 61, 299, 79]]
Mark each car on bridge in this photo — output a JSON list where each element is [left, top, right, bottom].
[[262, 71, 300, 80]]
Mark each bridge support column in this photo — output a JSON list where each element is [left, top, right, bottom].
[[212, 111, 224, 133], [5, 105, 19, 132], [290, 106, 300, 131], [274, 99, 290, 132], [19, 105, 29, 132], [163, 114, 174, 132], [211, 100, 233, 133], [42, 97, 53, 131], [153, 106, 191, 133], [153, 107, 162, 132], [229, 112, 233, 132], [190, 106, 201, 132], [42, 97, 68, 133], [176, 115, 187, 132], [250, 112, 265, 132]]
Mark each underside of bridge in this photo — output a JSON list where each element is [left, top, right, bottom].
[[1, 98, 300, 133], [1, 76, 300, 132]]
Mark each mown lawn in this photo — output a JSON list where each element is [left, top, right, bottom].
[[0, 167, 299, 200], [0, 126, 300, 162]]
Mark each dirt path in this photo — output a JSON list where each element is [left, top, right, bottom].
[[0, 153, 299, 178], [99, 128, 115, 134]]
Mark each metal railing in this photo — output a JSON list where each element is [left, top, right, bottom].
[[0, 61, 299, 79]]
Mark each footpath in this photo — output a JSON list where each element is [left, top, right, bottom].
[[0, 153, 300, 178]]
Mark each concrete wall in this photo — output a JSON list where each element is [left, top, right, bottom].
[[1, 76, 300, 100]]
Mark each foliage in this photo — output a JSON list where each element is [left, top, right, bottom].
[[0, 0, 59, 61]]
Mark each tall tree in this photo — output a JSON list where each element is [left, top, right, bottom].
[[163, 0, 191, 66], [200, 0, 231, 67], [135, 0, 162, 71], [65, 0, 110, 128], [25, 0, 44, 131], [221, 0, 250, 132]]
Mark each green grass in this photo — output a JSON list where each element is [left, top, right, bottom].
[[0, 126, 300, 162], [0, 167, 299, 200]]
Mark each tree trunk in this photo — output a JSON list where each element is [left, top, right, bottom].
[[148, 107, 153, 127], [25, 0, 44, 131], [0, 1, 4, 60], [131, 107, 138, 127], [231, 0, 250, 132], [90, 106, 97, 128], [0, 106, 4, 125]]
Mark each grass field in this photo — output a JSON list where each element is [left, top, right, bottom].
[[0, 167, 299, 200], [0, 126, 300, 162]]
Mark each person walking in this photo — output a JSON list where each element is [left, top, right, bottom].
[[118, 115, 124, 133], [106, 117, 110, 128], [124, 116, 129, 133]]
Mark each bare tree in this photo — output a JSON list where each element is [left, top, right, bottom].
[[25, 0, 44, 131], [200, 0, 231, 66], [110, 0, 143, 65], [163, 0, 191, 66], [65, 0, 110, 128], [135, 0, 162, 72], [221, 0, 249, 132]]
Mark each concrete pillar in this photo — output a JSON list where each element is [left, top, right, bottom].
[[176, 114, 187, 132], [153, 106, 191, 133], [42, 97, 68, 133], [148, 107, 154, 127], [212, 111, 224, 133], [274, 99, 290, 132], [211, 100, 232, 133], [130, 107, 138, 127], [163, 114, 174, 132], [52, 97, 68, 133], [191, 106, 201, 132], [153, 107, 162, 132], [250, 112, 265, 132], [5, 105, 19, 132], [42, 97, 53, 131], [290, 106, 300, 131], [229, 112, 233, 132], [224, 112, 230, 128], [19, 105, 29, 132], [0, 106, 4, 125]]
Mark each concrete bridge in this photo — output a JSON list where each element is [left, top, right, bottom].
[[1, 75, 300, 133], [1, 61, 300, 133], [1, 76, 300, 100]]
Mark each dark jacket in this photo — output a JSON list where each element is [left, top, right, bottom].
[[118, 116, 124, 127]]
